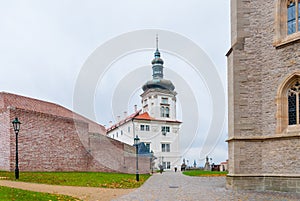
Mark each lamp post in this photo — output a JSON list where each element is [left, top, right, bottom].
[[12, 117, 21, 180], [150, 150, 154, 174], [134, 135, 140, 181]]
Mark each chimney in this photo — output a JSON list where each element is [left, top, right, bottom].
[[109, 121, 113, 127], [117, 115, 121, 122], [134, 105, 137, 112], [124, 111, 127, 118]]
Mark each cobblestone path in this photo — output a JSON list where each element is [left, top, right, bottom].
[[114, 172, 300, 201]]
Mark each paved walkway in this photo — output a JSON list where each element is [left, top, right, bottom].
[[114, 172, 300, 201]]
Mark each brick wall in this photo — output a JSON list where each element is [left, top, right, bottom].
[[0, 93, 151, 174], [0, 109, 10, 170]]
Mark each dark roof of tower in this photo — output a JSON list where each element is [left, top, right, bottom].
[[142, 38, 175, 92], [142, 78, 175, 91]]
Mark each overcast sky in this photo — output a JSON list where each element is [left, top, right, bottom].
[[0, 1, 230, 164]]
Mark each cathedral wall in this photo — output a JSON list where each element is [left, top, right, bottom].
[[228, 0, 300, 192]]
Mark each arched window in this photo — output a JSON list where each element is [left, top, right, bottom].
[[287, 0, 300, 34], [276, 72, 300, 133], [165, 107, 170, 117], [288, 80, 300, 125], [160, 106, 164, 117], [160, 106, 170, 117]]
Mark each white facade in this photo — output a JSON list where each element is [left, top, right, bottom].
[[107, 45, 182, 170], [141, 89, 177, 120]]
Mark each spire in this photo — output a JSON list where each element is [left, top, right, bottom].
[[151, 35, 164, 79], [156, 34, 158, 50], [154, 34, 161, 58]]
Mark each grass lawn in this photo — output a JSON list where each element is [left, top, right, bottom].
[[0, 186, 81, 201], [182, 170, 228, 177], [0, 171, 150, 188]]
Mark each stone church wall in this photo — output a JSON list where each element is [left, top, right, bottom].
[[227, 0, 300, 192]]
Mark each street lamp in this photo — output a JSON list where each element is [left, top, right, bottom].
[[134, 135, 140, 181], [150, 150, 154, 174], [12, 117, 21, 180]]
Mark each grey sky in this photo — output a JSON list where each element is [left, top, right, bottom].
[[0, 1, 230, 164]]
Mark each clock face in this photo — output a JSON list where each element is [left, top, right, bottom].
[[154, 70, 162, 74]]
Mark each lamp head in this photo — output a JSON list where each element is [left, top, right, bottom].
[[134, 135, 140, 145], [12, 117, 21, 133]]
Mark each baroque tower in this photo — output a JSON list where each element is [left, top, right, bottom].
[[141, 37, 177, 121], [107, 38, 181, 170]]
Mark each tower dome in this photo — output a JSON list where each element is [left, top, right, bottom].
[[142, 37, 175, 92]]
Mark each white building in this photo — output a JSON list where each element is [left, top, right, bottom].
[[107, 44, 182, 170]]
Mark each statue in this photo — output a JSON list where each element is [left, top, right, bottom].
[[204, 156, 211, 171]]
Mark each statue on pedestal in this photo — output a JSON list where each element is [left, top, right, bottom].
[[204, 156, 211, 171]]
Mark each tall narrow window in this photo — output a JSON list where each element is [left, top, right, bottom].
[[161, 143, 170, 152], [165, 107, 170, 117], [288, 80, 300, 125], [160, 106, 164, 117], [160, 106, 170, 117], [287, 0, 300, 35]]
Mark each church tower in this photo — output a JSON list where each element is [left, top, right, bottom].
[[141, 37, 177, 121]]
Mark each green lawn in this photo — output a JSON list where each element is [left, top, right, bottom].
[[0, 171, 150, 188], [182, 170, 228, 177], [0, 186, 81, 201]]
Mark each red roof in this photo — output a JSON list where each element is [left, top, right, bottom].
[[106, 111, 182, 133], [134, 112, 154, 120], [106, 109, 141, 132]]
